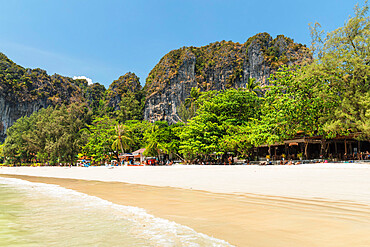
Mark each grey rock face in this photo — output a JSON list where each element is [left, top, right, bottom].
[[144, 33, 312, 124], [243, 36, 272, 86], [0, 52, 88, 142], [0, 96, 48, 142], [144, 51, 196, 124], [107, 72, 142, 111], [107, 94, 121, 111]]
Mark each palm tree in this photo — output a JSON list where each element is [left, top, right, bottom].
[[144, 123, 162, 158], [185, 87, 201, 110], [112, 124, 132, 154], [245, 77, 262, 96], [178, 87, 201, 122]]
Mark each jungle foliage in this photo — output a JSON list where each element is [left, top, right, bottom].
[[2, 2, 369, 164]]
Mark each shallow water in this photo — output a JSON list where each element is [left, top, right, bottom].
[[0, 177, 231, 247]]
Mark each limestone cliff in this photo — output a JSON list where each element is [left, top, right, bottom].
[[0, 53, 88, 142], [0, 53, 144, 142], [0, 32, 312, 140], [144, 33, 312, 123], [106, 72, 142, 111]]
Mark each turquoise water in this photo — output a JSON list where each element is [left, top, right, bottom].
[[0, 177, 231, 247]]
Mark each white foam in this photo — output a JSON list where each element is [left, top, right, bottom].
[[0, 177, 233, 247]]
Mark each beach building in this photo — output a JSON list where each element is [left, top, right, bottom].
[[118, 148, 147, 165], [118, 153, 133, 165], [256, 134, 370, 161], [133, 148, 146, 165]]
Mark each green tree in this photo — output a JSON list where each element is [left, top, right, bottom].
[[143, 121, 168, 158], [58, 103, 89, 164], [0, 143, 4, 163], [308, 1, 370, 139], [180, 89, 260, 161], [3, 114, 37, 164], [177, 87, 201, 122], [116, 92, 144, 123], [124, 120, 152, 152], [3, 103, 88, 165], [112, 124, 132, 154], [244, 77, 262, 96], [82, 116, 117, 163], [85, 82, 107, 116], [143, 121, 183, 160], [246, 65, 338, 151]]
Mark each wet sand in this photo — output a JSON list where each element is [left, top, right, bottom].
[[2, 174, 370, 247], [1, 164, 370, 204]]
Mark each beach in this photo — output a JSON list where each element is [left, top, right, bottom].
[[1, 163, 370, 246]]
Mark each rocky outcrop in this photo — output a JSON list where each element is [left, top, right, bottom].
[[0, 33, 312, 140], [0, 96, 48, 142], [0, 53, 144, 142], [0, 53, 88, 142], [107, 72, 142, 111], [85, 82, 106, 114], [144, 50, 197, 123], [144, 33, 312, 124]]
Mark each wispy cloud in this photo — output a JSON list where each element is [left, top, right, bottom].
[[0, 40, 77, 64], [0, 40, 121, 86]]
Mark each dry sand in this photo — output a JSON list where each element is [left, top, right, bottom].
[[1, 163, 370, 246], [1, 163, 370, 203]]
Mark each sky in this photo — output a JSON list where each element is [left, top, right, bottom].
[[0, 0, 363, 88]]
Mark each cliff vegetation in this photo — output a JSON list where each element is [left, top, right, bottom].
[[144, 33, 311, 96]]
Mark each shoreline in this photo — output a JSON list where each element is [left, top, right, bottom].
[[1, 163, 370, 204], [1, 174, 370, 247]]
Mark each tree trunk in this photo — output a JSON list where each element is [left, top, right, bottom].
[[304, 142, 309, 159], [115, 151, 119, 163]]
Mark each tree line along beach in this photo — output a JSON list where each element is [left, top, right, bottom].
[[0, 2, 369, 247]]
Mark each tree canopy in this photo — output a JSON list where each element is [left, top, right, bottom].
[[3, 103, 89, 165], [2, 2, 369, 165], [308, 2, 370, 139]]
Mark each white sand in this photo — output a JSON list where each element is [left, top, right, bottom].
[[1, 163, 370, 204]]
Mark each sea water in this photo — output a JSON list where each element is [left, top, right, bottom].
[[0, 177, 231, 247]]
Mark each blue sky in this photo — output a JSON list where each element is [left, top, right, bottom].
[[0, 0, 362, 87]]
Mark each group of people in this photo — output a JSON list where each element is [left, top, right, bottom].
[[344, 151, 370, 160], [145, 159, 173, 166], [326, 151, 370, 161]]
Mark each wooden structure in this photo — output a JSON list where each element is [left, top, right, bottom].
[[118, 148, 147, 165], [256, 134, 370, 161], [132, 148, 146, 165]]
